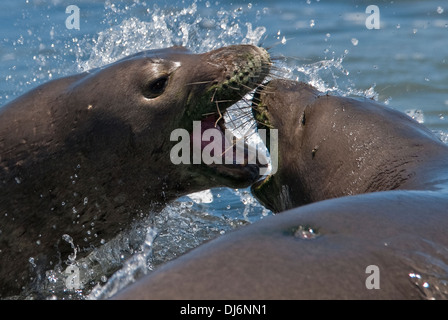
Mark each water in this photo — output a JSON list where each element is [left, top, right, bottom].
[[1, 0, 447, 299]]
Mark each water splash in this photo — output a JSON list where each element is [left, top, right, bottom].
[[86, 192, 267, 299], [87, 226, 158, 300], [75, 1, 267, 72], [62, 234, 77, 263], [405, 109, 425, 124], [273, 50, 379, 100]]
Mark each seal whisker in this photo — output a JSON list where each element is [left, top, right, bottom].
[[237, 116, 258, 129], [215, 101, 223, 128], [258, 35, 270, 49], [226, 110, 253, 124], [227, 85, 241, 91], [252, 88, 277, 95], [231, 93, 259, 111], [202, 111, 218, 117], [264, 39, 295, 52], [244, 128, 264, 140], [213, 99, 236, 104], [268, 69, 291, 77], [185, 80, 215, 86], [210, 87, 218, 102], [240, 83, 257, 92]]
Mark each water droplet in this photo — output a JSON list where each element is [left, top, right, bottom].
[[62, 234, 72, 243], [310, 19, 315, 28], [29, 257, 36, 268], [293, 225, 319, 240], [351, 38, 359, 46], [15, 177, 21, 184], [437, 6, 444, 14]]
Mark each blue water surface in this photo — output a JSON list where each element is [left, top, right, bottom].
[[2, 0, 447, 128]]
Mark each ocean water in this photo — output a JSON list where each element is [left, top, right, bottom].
[[1, 0, 447, 299]]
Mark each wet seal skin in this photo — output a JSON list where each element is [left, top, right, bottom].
[[252, 79, 448, 212], [112, 79, 448, 300], [0, 45, 270, 297], [112, 191, 448, 299]]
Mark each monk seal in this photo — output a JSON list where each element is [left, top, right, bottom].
[[111, 79, 448, 299], [113, 191, 448, 299], [0, 45, 270, 297], [252, 79, 448, 212]]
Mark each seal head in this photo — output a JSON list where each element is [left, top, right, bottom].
[[251, 79, 448, 212]]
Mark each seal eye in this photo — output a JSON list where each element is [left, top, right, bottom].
[[143, 76, 169, 99]]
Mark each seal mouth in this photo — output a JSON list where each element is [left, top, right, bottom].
[[181, 45, 272, 186], [187, 112, 262, 186], [194, 112, 261, 165]]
